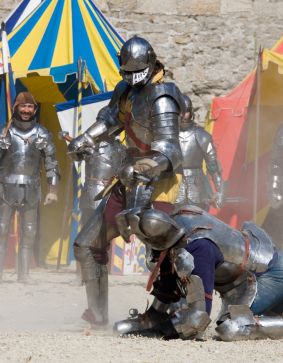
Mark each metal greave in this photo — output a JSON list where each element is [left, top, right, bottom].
[[17, 205, 38, 280], [0, 202, 13, 277], [85, 265, 108, 323]]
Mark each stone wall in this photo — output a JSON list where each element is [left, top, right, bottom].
[[1, 0, 283, 119]]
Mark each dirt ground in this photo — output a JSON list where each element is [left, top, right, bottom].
[[0, 267, 282, 363]]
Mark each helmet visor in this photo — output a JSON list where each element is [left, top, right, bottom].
[[121, 67, 149, 86]]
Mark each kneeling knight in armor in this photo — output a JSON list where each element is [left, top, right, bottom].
[[114, 205, 283, 341]]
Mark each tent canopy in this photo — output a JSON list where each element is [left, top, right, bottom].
[[207, 37, 283, 236], [5, 0, 123, 103], [5, 0, 44, 34]]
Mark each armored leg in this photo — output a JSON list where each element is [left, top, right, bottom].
[[18, 204, 38, 282], [0, 201, 13, 281], [216, 304, 283, 341], [74, 199, 119, 324], [171, 275, 211, 340]]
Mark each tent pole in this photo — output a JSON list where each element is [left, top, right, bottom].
[[76, 57, 83, 233], [56, 159, 73, 270], [253, 48, 262, 222], [57, 58, 84, 270]]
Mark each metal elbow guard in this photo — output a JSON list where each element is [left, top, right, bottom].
[[174, 248, 194, 279], [151, 139, 182, 171]]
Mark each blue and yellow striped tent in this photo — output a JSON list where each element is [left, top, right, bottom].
[[7, 0, 123, 101], [3, 0, 123, 266]]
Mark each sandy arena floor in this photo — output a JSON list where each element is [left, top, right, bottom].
[[0, 268, 282, 363]]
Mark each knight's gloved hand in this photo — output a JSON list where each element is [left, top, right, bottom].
[[0, 135, 11, 150], [213, 191, 224, 209], [119, 164, 135, 187], [34, 136, 48, 150], [44, 186, 58, 205], [67, 134, 94, 161], [134, 158, 160, 179], [84, 147, 94, 156], [271, 188, 283, 209]]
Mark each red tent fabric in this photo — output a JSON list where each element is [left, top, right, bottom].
[[208, 37, 283, 230]]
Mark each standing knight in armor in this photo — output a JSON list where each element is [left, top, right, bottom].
[[70, 136, 125, 286], [0, 92, 60, 283], [114, 205, 283, 341], [176, 95, 224, 210], [67, 36, 185, 325]]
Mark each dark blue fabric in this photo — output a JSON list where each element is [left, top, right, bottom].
[[186, 238, 224, 315]]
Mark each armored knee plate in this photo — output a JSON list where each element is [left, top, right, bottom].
[[173, 310, 211, 339], [74, 245, 107, 282], [21, 222, 37, 248]]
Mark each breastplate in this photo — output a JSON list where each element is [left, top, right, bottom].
[[124, 87, 153, 154], [0, 125, 41, 184]]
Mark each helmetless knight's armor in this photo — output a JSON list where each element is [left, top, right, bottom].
[[115, 205, 283, 341], [68, 36, 185, 325], [176, 96, 223, 209], [0, 94, 59, 283]]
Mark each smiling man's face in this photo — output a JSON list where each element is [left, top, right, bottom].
[[17, 103, 36, 122]]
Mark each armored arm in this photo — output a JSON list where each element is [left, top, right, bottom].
[[67, 82, 129, 161], [67, 105, 121, 161], [197, 130, 224, 208], [270, 125, 283, 209], [0, 135, 11, 151], [40, 129, 60, 186]]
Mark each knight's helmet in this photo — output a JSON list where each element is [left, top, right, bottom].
[[13, 92, 38, 113], [12, 92, 38, 129], [116, 208, 186, 250], [118, 36, 156, 87]]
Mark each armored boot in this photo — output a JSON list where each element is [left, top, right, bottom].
[[114, 298, 178, 338], [73, 195, 112, 326]]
